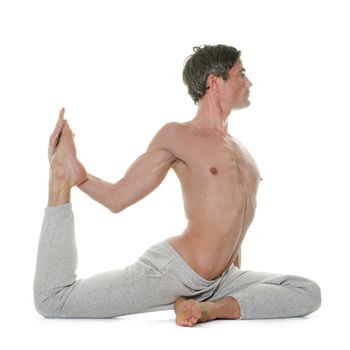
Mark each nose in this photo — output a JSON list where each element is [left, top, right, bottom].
[[246, 76, 253, 88]]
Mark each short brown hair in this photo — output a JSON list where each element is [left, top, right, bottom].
[[183, 45, 241, 104]]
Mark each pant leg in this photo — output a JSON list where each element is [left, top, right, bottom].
[[33, 203, 183, 318], [211, 267, 321, 320]]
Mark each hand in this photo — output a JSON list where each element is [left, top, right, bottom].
[[48, 108, 65, 162]]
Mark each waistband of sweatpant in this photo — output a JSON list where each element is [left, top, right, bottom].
[[161, 239, 223, 288]]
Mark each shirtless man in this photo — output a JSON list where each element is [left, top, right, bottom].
[[34, 45, 321, 326]]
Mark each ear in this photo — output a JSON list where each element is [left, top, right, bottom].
[[206, 74, 219, 90]]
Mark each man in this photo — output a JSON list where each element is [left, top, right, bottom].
[[34, 45, 321, 326]]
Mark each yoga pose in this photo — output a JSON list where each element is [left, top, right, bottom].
[[34, 45, 321, 326]]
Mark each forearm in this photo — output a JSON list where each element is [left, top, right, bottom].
[[78, 136, 176, 213], [78, 174, 119, 212]]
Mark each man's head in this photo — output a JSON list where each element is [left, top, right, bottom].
[[183, 45, 251, 109]]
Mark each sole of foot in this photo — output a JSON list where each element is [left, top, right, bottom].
[[174, 298, 204, 327], [50, 121, 87, 187]]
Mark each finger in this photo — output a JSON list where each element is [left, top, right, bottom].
[[64, 120, 75, 137], [54, 107, 65, 131], [60, 107, 65, 120], [64, 119, 74, 133], [51, 119, 69, 146], [50, 126, 63, 141], [55, 108, 64, 126], [52, 111, 65, 137], [55, 130, 63, 147], [53, 119, 66, 144]]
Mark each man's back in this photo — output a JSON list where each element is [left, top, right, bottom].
[[161, 122, 262, 280]]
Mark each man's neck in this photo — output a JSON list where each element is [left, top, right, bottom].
[[191, 99, 231, 136]]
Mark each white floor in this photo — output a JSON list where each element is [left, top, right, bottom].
[[2, 1, 350, 348], [3, 305, 346, 350]]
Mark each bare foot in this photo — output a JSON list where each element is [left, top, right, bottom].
[[174, 296, 240, 327], [50, 119, 87, 188], [174, 298, 203, 327], [48, 108, 65, 162]]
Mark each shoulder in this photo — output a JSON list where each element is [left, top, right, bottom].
[[147, 122, 187, 155], [157, 121, 186, 135], [151, 122, 187, 143]]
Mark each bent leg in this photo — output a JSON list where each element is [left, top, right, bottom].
[[34, 203, 78, 317], [34, 113, 178, 318], [33, 204, 177, 318], [219, 268, 321, 320], [33, 113, 90, 317]]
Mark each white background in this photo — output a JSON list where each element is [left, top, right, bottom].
[[1, 0, 349, 348]]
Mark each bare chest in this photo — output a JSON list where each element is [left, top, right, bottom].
[[175, 133, 261, 191]]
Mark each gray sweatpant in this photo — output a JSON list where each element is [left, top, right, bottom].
[[33, 203, 321, 319]]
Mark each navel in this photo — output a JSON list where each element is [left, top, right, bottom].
[[210, 166, 218, 175]]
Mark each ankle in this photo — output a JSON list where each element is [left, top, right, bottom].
[[220, 297, 241, 319], [49, 165, 69, 181], [48, 172, 72, 206]]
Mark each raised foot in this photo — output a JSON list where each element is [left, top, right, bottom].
[[50, 121, 87, 188]]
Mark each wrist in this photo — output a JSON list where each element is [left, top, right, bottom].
[[78, 177, 89, 187], [77, 173, 91, 189]]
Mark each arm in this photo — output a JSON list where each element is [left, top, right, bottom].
[[78, 123, 178, 213]]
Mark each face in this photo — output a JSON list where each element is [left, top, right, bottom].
[[219, 58, 253, 109]]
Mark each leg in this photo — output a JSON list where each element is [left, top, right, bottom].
[[34, 203, 78, 317], [34, 115, 179, 317], [34, 113, 87, 316], [229, 271, 321, 320], [174, 267, 321, 326], [214, 267, 321, 320], [34, 203, 179, 318]]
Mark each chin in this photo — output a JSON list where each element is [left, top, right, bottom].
[[232, 101, 250, 111], [242, 98, 251, 108]]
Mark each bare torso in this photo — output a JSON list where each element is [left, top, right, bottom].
[[168, 122, 262, 280]]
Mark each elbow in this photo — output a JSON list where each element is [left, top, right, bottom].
[[109, 205, 122, 214], [109, 199, 125, 214]]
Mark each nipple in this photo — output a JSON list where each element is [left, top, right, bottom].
[[210, 167, 218, 175]]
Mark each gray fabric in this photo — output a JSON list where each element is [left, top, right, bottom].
[[34, 203, 321, 319]]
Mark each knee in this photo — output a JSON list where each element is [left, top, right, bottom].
[[294, 277, 322, 316], [34, 301, 54, 318], [33, 288, 59, 318], [304, 279, 322, 314], [281, 275, 321, 316], [34, 281, 81, 318], [34, 294, 56, 318]]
